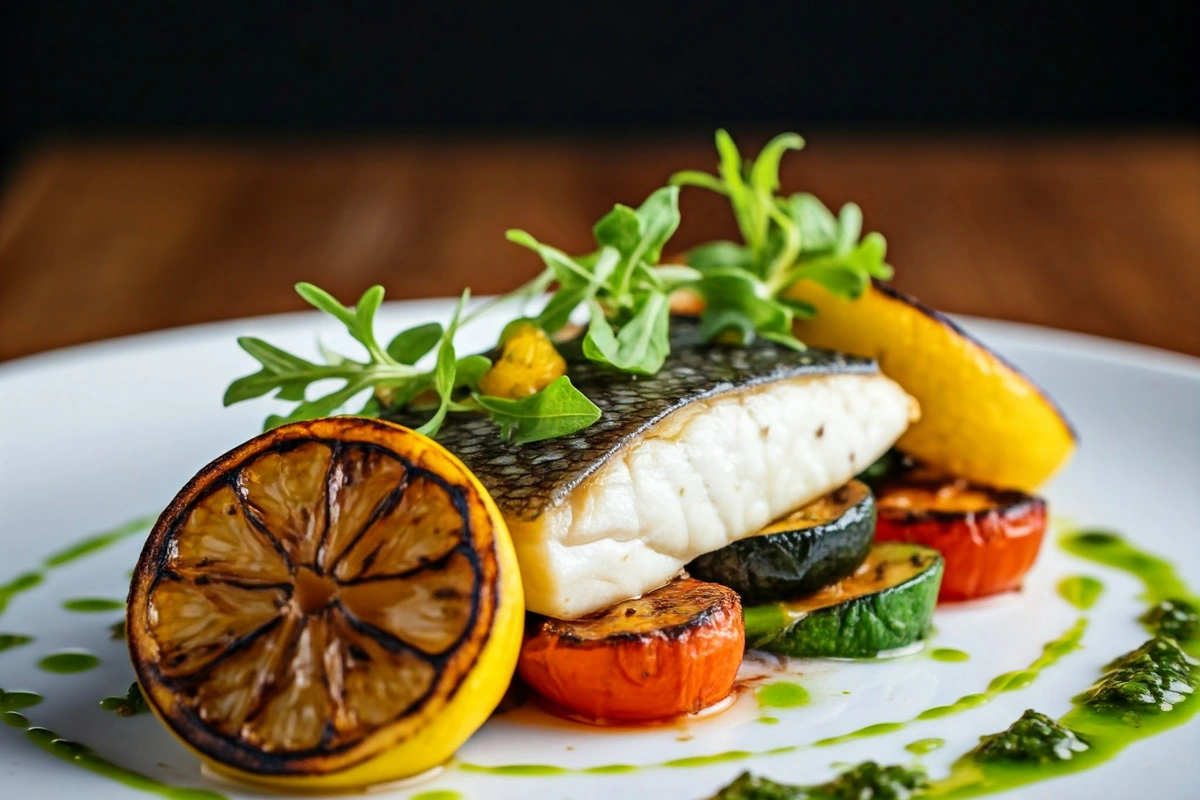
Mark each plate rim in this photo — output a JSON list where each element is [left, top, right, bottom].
[[3, 298, 1199, 382]]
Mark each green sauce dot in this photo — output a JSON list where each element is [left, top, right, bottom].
[[62, 598, 125, 613], [905, 737, 946, 755], [38, 650, 100, 674], [0, 633, 34, 652], [756, 681, 810, 708], [3, 711, 29, 728], [0, 690, 43, 711], [410, 792, 464, 800], [931, 648, 970, 662], [758, 716, 780, 725], [1057, 575, 1105, 610]]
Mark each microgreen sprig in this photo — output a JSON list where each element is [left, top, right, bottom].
[[224, 282, 599, 443], [505, 186, 700, 375], [671, 129, 893, 347]]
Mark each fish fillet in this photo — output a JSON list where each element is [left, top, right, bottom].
[[395, 321, 918, 618]]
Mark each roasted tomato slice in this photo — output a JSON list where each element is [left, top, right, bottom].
[[873, 475, 1046, 602], [517, 578, 744, 723]]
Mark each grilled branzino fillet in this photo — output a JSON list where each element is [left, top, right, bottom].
[[393, 321, 918, 618]]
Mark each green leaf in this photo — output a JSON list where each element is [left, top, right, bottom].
[[777, 294, 818, 318], [715, 130, 756, 252], [835, 203, 863, 255], [506, 230, 593, 288], [264, 380, 371, 430], [694, 268, 796, 341], [453, 355, 492, 390], [792, 261, 870, 299], [605, 187, 681, 299], [789, 193, 839, 255], [355, 285, 385, 335], [749, 133, 804, 197], [223, 337, 347, 406], [386, 322, 444, 364], [237, 336, 317, 374], [698, 308, 757, 343], [593, 204, 640, 254], [295, 282, 357, 329], [758, 328, 807, 351], [669, 169, 728, 195], [856, 232, 893, 278], [630, 186, 681, 267], [475, 376, 601, 445], [582, 291, 670, 375], [652, 264, 703, 287], [686, 241, 754, 272], [535, 246, 619, 333], [536, 285, 589, 334]]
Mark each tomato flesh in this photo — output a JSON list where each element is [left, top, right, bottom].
[[517, 578, 744, 723], [874, 478, 1046, 602]]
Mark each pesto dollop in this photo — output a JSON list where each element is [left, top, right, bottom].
[[1076, 636, 1198, 713], [709, 762, 926, 800], [1140, 599, 1198, 641], [973, 709, 1088, 763]]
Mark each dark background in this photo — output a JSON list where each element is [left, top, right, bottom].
[[2, 0, 1197, 173], [2, 1, 1198, 361]]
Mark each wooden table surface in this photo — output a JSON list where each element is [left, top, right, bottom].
[[2, 133, 1198, 362]]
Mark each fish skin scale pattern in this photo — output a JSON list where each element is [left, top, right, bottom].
[[390, 320, 876, 520]]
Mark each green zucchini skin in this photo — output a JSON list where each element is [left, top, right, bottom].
[[744, 543, 943, 659], [687, 481, 876, 606]]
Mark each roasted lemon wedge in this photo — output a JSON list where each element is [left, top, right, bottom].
[[789, 281, 1075, 491], [127, 418, 523, 790]]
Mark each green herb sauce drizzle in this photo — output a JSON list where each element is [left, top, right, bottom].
[[24, 727, 226, 800], [458, 615, 1087, 775], [707, 530, 1200, 798], [0, 514, 156, 617], [0, 516, 228, 799]]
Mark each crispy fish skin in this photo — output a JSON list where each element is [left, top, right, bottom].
[[392, 320, 918, 618]]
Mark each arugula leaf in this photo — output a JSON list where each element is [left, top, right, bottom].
[[386, 322, 443, 364], [582, 291, 671, 374], [788, 193, 839, 255], [593, 204, 640, 255], [475, 376, 601, 445], [695, 268, 803, 349], [453, 354, 493, 390], [686, 241, 754, 272]]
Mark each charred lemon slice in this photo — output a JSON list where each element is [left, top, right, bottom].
[[127, 418, 523, 790]]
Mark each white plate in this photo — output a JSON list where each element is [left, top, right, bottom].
[[1, 299, 1198, 800]]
